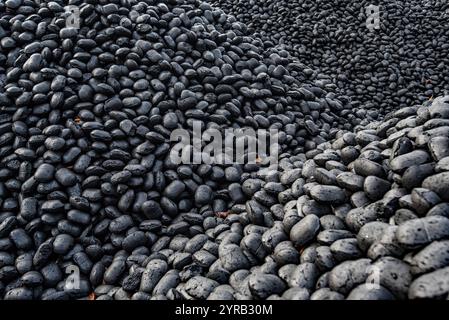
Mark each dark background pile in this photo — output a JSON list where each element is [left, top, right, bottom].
[[208, 0, 449, 115]]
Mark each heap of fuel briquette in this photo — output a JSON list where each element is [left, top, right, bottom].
[[0, 0, 448, 300], [207, 0, 449, 117]]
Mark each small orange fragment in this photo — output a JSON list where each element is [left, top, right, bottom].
[[215, 211, 230, 218], [74, 116, 81, 123], [88, 292, 96, 300]]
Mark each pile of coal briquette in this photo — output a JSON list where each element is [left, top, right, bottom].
[[225, 96, 449, 300], [0, 0, 353, 300], [0, 0, 449, 301], [207, 0, 449, 115]]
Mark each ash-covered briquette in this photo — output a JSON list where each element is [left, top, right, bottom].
[[233, 96, 449, 300], [207, 0, 449, 117]]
